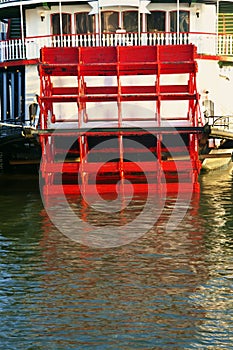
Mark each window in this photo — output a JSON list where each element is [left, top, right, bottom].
[[51, 13, 71, 34], [170, 11, 189, 32], [147, 11, 166, 32], [101, 11, 118, 32], [123, 11, 138, 32], [100, 11, 140, 33], [75, 12, 95, 34]]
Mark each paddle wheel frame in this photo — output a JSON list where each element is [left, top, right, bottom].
[[38, 44, 203, 195]]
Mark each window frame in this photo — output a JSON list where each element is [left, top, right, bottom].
[[51, 13, 72, 35], [101, 11, 119, 33], [169, 10, 190, 33], [75, 11, 96, 34], [146, 10, 166, 32]]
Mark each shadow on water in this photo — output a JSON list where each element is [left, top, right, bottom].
[[0, 171, 233, 349]]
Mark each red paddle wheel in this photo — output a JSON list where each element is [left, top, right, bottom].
[[38, 44, 203, 195]]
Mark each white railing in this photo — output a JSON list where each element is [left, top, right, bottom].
[[218, 34, 233, 56], [0, 32, 232, 62]]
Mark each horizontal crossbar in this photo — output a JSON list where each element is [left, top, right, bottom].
[[39, 62, 197, 76], [42, 160, 195, 174], [37, 126, 206, 136], [42, 182, 199, 195], [52, 85, 190, 95]]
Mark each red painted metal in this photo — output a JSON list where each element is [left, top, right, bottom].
[[38, 44, 202, 196], [0, 59, 40, 68]]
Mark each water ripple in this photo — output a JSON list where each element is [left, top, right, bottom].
[[0, 172, 233, 348]]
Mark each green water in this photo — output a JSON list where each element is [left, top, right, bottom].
[[0, 170, 233, 349]]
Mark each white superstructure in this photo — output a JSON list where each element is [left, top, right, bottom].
[[0, 0, 233, 123]]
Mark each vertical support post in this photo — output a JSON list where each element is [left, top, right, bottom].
[[77, 79, 82, 127], [188, 74, 193, 123], [117, 46, 122, 128], [79, 134, 88, 196], [10, 72, 15, 120], [20, 2, 25, 59], [193, 74, 199, 127], [59, 1, 63, 47], [17, 70, 22, 120], [156, 47, 161, 127], [138, 6, 141, 45], [117, 77, 122, 128], [216, 0, 219, 55], [39, 68, 45, 129], [98, 5, 102, 46], [157, 133, 162, 191], [77, 50, 82, 128], [189, 133, 198, 185], [117, 47, 124, 184], [119, 134, 124, 184], [3, 72, 7, 121], [177, 0, 180, 44]]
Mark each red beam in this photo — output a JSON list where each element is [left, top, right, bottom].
[[42, 160, 197, 175], [49, 85, 162, 95], [0, 59, 39, 68], [42, 182, 199, 196], [41, 93, 197, 103]]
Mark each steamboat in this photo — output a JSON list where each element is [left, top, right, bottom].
[[1, 0, 233, 194]]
